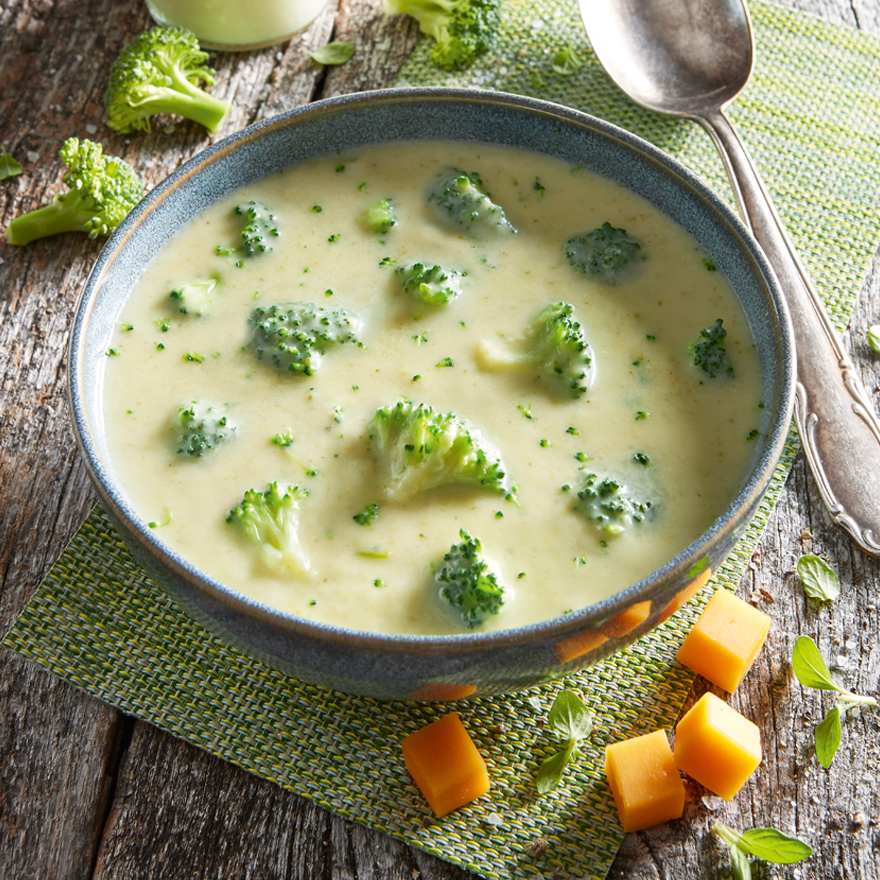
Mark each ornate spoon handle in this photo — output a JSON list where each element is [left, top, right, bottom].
[[702, 108, 880, 555]]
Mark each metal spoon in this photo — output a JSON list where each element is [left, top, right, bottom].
[[580, 0, 880, 556]]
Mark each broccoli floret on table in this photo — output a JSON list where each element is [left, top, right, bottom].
[[573, 472, 653, 538], [249, 302, 364, 377], [385, 0, 502, 70], [433, 528, 506, 628], [476, 301, 594, 398], [4, 138, 145, 246], [362, 198, 398, 233], [169, 277, 217, 316], [428, 168, 516, 238], [396, 261, 466, 305], [105, 27, 231, 133], [174, 400, 236, 457], [565, 221, 644, 284], [226, 481, 311, 575], [690, 318, 734, 378], [369, 400, 509, 500]]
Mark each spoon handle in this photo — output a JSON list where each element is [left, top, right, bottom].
[[701, 108, 880, 556]]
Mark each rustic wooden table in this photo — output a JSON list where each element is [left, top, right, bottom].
[[1, 0, 879, 877]]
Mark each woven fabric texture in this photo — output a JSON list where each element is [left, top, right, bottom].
[[6, 2, 880, 878]]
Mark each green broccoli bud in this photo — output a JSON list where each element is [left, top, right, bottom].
[[476, 301, 594, 398], [104, 27, 231, 133], [169, 277, 218, 316], [396, 261, 466, 305], [4, 138, 145, 246], [433, 529, 505, 627], [690, 318, 734, 378], [565, 221, 644, 284], [428, 168, 516, 238], [249, 302, 363, 376], [175, 400, 236, 456], [573, 472, 652, 538], [362, 198, 397, 233], [369, 399, 509, 500], [353, 502, 380, 526], [385, 0, 502, 71], [215, 200, 280, 259], [226, 481, 310, 575]]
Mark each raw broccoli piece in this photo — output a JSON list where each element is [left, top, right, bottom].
[[565, 221, 644, 284], [4, 138, 145, 246], [428, 168, 516, 238], [217, 201, 280, 258], [573, 472, 652, 538], [385, 0, 502, 70], [396, 261, 466, 305], [433, 529, 505, 627], [169, 277, 217, 316], [476, 302, 594, 398], [362, 198, 397, 233], [690, 318, 734, 378], [174, 400, 236, 456], [105, 27, 231, 133], [369, 400, 509, 500], [249, 302, 364, 376], [226, 481, 310, 575]]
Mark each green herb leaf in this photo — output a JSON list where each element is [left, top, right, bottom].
[[738, 827, 813, 864], [796, 555, 840, 603], [536, 739, 577, 793], [868, 325, 880, 354], [0, 146, 23, 181], [307, 41, 355, 66], [814, 706, 842, 768], [547, 689, 593, 741], [791, 635, 840, 692], [551, 44, 585, 76]]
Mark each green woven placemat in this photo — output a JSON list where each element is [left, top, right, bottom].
[[6, 2, 880, 878]]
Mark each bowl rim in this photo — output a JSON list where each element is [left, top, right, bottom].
[[68, 86, 795, 656]]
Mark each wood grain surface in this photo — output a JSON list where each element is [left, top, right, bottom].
[[1, 0, 878, 877]]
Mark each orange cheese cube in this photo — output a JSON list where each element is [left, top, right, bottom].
[[676, 588, 770, 692], [673, 692, 761, 800], [401, 712, 489, 817], [604, 730, 685, 832]]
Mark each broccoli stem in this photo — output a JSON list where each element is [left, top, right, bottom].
[[5, 194, 97, 245], [144, 76, 230, 133]]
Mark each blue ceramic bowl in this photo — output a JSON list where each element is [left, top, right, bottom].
[[69, 88, 795, 700]]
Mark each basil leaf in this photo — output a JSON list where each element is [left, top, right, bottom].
[[791, 635, 840, 692], [551, 45, 585, 76], [729, 841, 752, 880], [536, 740, 577, 793], [307, 41, 355, 66], [0, 146, 23, 181], [796, 555, 840, 603], [739, 827, 813, 864], [547, 689, 593, 741], [868, 325, 880, 355], [815, 706, 842, 769]]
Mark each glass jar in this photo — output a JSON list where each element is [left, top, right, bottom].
[[145, 0, 330, 51]]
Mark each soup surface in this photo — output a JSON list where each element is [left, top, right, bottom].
[[103, 141, 764, 635]]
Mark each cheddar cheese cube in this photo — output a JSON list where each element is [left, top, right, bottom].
[[676, 589, 770, 692], [604, 730, 685, 832], [673, 692, 761, 800], [402, 712, 489, 817]]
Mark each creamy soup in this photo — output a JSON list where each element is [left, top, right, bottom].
[[103, 141, 764, 635]]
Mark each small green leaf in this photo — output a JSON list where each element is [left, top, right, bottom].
[[551, 44, 585, 76], [796, 555, 840, 603], [729, 843, 752, 880], [536, 740, 577, 793], [547, 689, 593, 741], [739, 827, 813, 864], [791, 635, 840, 692], [868, 324, 880, 354], [307, 41, 355, 66], [814, 706, 842, 768], [0, 146, 23, 181]]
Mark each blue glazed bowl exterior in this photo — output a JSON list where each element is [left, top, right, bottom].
[[68, 88, 795, 700]]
